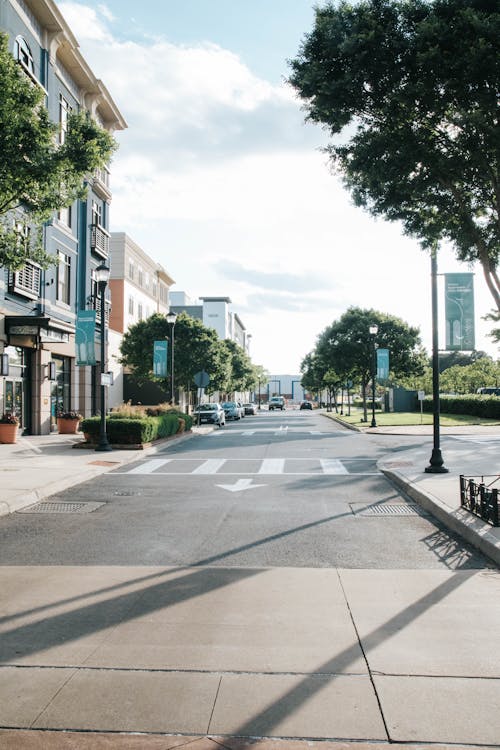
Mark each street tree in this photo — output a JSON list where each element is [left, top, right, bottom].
[[119, 312, 230, 402], [222, 339, 255, 395], [315, 307, 424, 420], [0, 32, 116, 270], [289, 0, 500, 311]]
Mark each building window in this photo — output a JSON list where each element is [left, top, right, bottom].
[[159, 284, 167, 303], [56, 250, 71, 305], [57, 205, 72, 228], [91, 200, 103, 227], [138, 302, 143, 320], [128, 296, 134, 315], [152, 280, 157, 298], [15, 36, 35, 77], [138, 267, 143, 287], [59, 95, 71, 144], [128, 260, 134, 280]]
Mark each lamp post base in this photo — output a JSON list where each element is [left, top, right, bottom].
[[425, 449, 448, 473], [95, 441, 112, 452]]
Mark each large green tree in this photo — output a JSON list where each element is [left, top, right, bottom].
[[0, 32, 117, 270], [289, 0, 500, 309], [119, 312, 231, 400], [222, 339, 256, 395], [315, 307, 425, 418]]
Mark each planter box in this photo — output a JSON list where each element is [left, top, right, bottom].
[[57, 418, 81, 435], [0, 423, 18, 443]]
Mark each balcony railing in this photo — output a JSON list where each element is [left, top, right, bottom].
[[91, 223, 110, 259], [7, 262, 41, 300]]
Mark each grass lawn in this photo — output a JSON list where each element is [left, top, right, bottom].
[[325, 408, 500, 428]]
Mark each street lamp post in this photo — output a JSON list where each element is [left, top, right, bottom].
[[369, 325, 378, 428], [95, 262, 111, 452], [257, 377, 262, 410], [166, 310, 177, 404]]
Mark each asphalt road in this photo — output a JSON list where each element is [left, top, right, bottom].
[[0, 409, 491, 569]]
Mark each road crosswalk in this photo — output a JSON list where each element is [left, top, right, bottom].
[[114, 457, 379, 476]]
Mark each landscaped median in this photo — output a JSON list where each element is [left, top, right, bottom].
[[79, 403, 193, 449], [323, 407, 500, 430]]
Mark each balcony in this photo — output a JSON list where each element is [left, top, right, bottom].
[[90, 224, 110, 259], [92, 166, 112, 201], [7, 262, 41, 300]]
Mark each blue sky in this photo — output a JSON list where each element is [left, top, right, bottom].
[[58, 1, 497, 373]]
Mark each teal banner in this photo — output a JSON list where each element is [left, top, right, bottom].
[[76, 310, 96, 366], [377, 348, 390, 381], [445, 273, 475, 351], [153, 340, 168, 377]]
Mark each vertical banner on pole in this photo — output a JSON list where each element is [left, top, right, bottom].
[[76, 311, 96, 366], [445, 273, 475, 351], [153, 341, 168, 377], [377, 348, 390, 381]]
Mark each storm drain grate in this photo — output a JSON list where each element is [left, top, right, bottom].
[[113, 490, 141, 496], [350, 503, 423, 516], [18, 502, 105, 514]]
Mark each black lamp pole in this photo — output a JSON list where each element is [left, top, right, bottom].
[[95, 263, 111, 452], [425, 245, 448, 473], [257, 377, 261, 410], [369, 325, 378, 428], [166, 310, 177, 404]]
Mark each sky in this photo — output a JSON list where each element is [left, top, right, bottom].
[[58, 0, 498, 374]]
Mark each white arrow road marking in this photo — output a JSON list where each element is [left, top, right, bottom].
[[216, 478, 267, 492]]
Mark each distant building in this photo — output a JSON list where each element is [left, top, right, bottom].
[[170, 293, 251, 352], [262, 375, 305, 403]]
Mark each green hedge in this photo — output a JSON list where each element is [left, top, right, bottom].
[[422, 395, 500, 419], [81, 412, 193, 444]]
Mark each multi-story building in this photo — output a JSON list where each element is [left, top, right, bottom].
[[169, 293, 251, 353], [0, 0, 126, 433], [107, 232, 175, 409]]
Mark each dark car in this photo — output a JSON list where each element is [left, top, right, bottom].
[[300, 401, 313, 410], [193, 403, 226, 427]]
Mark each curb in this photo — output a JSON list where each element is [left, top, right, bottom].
[[0, 428, 205, 518], [321, 412, 362, 432], [382, 467, 500, 567]]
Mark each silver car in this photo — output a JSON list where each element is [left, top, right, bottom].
[[193, 403, 226, 427], [221, 401, 242, 420]]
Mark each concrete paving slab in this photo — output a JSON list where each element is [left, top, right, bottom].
[[375, 675, 500, 745], [3, 734, 498, 750], [0, 666, 76, 726], [32, 669, 221, 734], [339, 569, 500, 677], [208, 673, 387, 740]]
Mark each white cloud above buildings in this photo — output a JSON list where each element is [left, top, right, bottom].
[[59, 2, 497, 371]]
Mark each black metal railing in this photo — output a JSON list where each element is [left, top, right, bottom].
[[460, 475, 500, 527]]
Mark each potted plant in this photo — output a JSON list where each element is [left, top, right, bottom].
[[0, 413, 20, 443], [56, 410, 83, 435]]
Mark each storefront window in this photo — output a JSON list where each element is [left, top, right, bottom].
[[50, 356, 71, 427]]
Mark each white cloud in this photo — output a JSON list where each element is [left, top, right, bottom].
[[59, 1, 498, 372]]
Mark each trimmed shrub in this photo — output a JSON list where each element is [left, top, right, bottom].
[[81, 411, 193, 444], [422, 395, 500, 419]]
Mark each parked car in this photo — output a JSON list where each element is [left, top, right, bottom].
[[299, 400, 313, 410], [221, 401, 242, 420], [193, 403, 225, 427], [268, 396, 285, 411], [236, 402, 246, 418], [243, 402, 257, 415]]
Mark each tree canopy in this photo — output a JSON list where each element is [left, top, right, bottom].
[[289, 0, 500, 310], [119, 312, 258, 399], [0, 32, 117, 269]]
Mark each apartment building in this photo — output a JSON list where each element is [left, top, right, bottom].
[[169, 293, 251, 353], [107, 232, 175, 408], [0, 0, 126, 433]]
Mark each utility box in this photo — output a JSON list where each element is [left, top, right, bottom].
[[385, 387, 418, 413]]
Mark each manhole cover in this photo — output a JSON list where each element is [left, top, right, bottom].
[[18, 502, 105, 514], [350, 503, 423, 516], [113, 490, 141, 496]]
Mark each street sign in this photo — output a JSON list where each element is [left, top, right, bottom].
[[418, 391, 425, 401], [194, 370, 210, 388], [153, 340, 168, 377]]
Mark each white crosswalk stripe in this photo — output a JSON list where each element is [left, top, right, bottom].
[[258, 459, 285, 474], [127, 459, 172, 474], [192, 459, 227, 474], [320, 458, 349, 475]]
